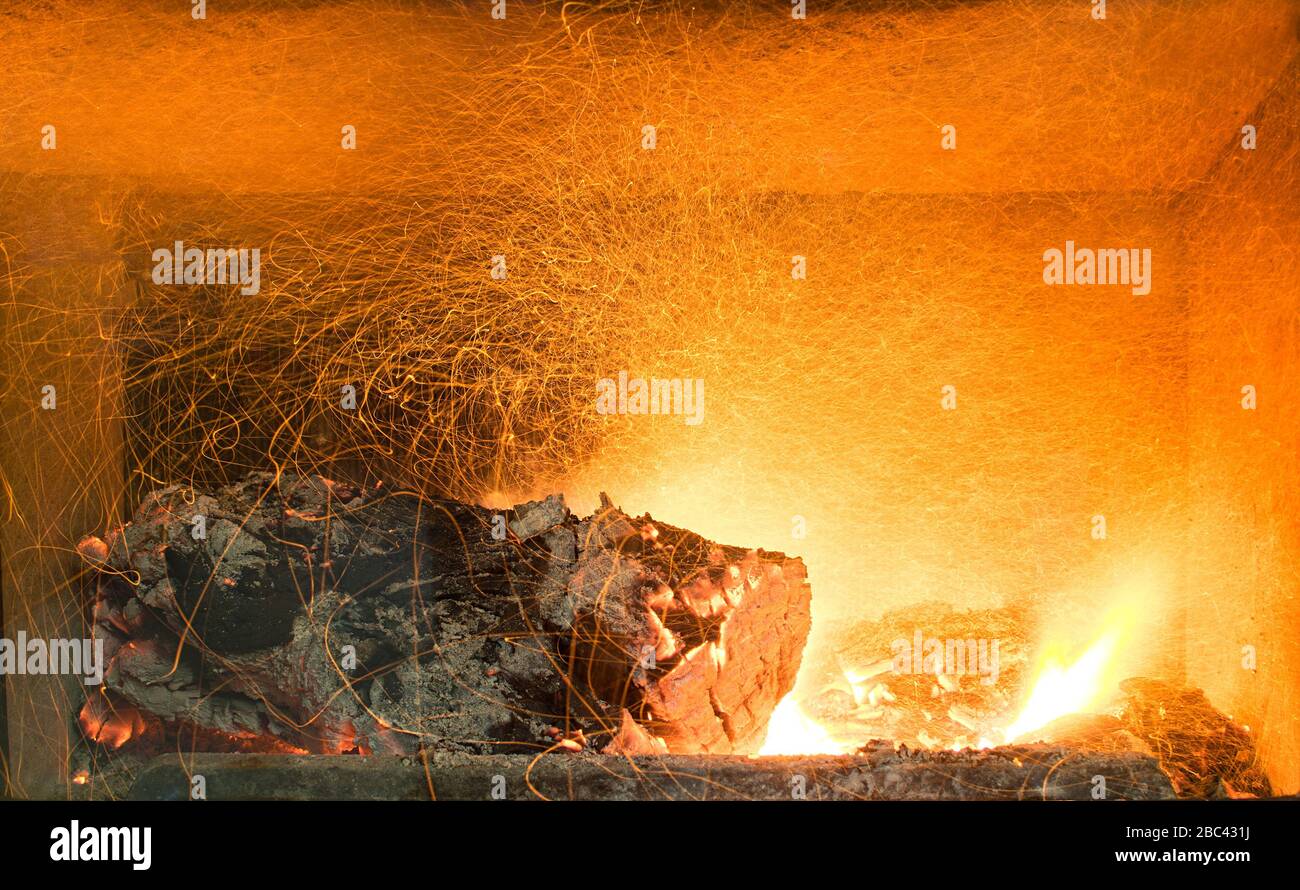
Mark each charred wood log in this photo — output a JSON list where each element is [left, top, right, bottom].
[[125, 745, 1177, 801], [79, 473, 811, 758]]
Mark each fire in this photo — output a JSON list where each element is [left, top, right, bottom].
[[759, 694, 849, 756], [994, 602, 1139, 746], [78, 702, 146, 750], [758, 596, 1145, 756]]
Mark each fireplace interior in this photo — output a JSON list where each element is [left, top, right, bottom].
[[0, 0, 1297, 801]]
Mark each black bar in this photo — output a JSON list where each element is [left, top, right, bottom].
[[1, 799, 1291, 875]]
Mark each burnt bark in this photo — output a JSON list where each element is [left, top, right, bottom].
[[80, 473, 811, 758]]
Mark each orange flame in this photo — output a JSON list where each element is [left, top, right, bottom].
[[759, 694, 849, 756], [995, 601, 1139, 746]]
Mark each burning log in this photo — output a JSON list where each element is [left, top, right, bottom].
[[1117, 678, 1272, 798], [1028, 680, 1274, 798], [80, 474, 811, 758]]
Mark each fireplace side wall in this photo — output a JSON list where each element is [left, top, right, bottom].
[[0, 178, 130, 798], [1184, 55, 1300, 795]]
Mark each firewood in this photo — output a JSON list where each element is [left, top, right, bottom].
[[80, 473, 811, 758]]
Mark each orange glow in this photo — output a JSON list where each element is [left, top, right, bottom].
[[997, 603, 1139, 745], [78, 698, 147, 751], [0, 0, 1294, 794], [759, 694, 850, 756]]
